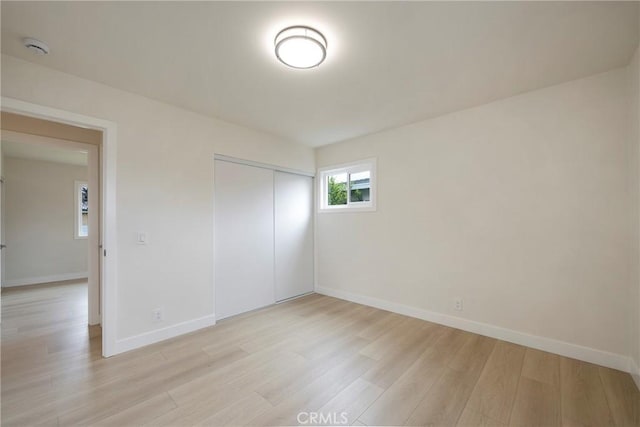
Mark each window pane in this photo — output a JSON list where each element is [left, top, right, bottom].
[[349, 171, 370, 202], [80, 185, 88, 237], [327, 173, 347, 205]]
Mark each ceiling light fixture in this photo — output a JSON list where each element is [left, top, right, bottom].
[[23, 37, 50, 55], [274, 26, 327, 69]]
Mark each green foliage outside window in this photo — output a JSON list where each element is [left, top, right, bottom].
[[350, 188, 364, 202], [328, 176, 347, 205]]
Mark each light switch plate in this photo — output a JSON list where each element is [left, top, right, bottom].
[[136, 232, 147, 245]]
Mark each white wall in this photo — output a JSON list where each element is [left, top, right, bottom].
[[316, 67, 634, 370], [3, 157, 88, 286], [1, 54, 315, 345]]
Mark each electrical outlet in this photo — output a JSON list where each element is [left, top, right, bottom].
[[152, 307, 163, 322], [454, 298, 463, 311]]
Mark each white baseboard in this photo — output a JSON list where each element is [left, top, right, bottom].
[[113, 314, 216, 355], [2, 272, 88, 287], [631, 359, 640, 391], [316, 286, 632, 374]]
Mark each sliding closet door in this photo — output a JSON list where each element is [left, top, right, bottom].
[[214, 160, 275, 320], [274, 171, 314, 301]]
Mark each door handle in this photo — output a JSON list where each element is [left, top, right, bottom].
[[0, 244, 6, 250]]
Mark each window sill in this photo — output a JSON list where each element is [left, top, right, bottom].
[[318, 205, 377, 213]]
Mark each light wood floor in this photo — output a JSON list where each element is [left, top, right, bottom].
[[2, 282, 639, 426]]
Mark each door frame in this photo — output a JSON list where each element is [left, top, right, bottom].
[[1, 97, 118, 357]]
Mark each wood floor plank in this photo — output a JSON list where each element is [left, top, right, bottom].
[[598, 366, 640, 427], [0, 374, 53, 405], [457, 407, 507, 427], [255, 352, 350, 406], [168, 348, 306, 406], [249, 354, 376, 426], [509, 377, 560, 427], [458, 341, 526, 424], [149, 385, 257, 426], [521, 348, 560, 387], [56, 351, 218, 425], [358, 317, 415, 360], [360, 323, 450, 389], [560, 358, 615, 427], [358, 328, 466, 426], [405, 366, 479, 426], [90, 392, 177, 427], [148, 351, 305, 427], [196, 392, 273, 427], [404, 333, 494, 426], [448, 334, 497, 374], [356, 310, 406, 342], [317, 378, 385, 426]]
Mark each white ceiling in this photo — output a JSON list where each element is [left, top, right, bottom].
[[2, 140, 88, 167], [1, 2, 638, 147]]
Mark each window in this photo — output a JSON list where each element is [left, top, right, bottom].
[[319, 159, 376, 212], [75, 181, 88, 239]]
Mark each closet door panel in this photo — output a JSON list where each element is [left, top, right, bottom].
[[214, 160, 275, 320], [275, 171, 314, 301]]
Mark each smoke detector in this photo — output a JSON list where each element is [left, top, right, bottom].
[[23, 38, 50, 55]]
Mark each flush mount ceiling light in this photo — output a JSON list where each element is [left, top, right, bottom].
[[23, 37, 50, 55], [274, 26, 327, 69]]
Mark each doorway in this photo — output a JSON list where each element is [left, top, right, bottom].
[[1, 121, 101, 327], [1, 97, 117, 357]]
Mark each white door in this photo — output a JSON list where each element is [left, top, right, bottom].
[[275, 171, 314, 301], [0, 140, 4, 299], [214, 160, 275, 320], [87, 144, 101, 325]]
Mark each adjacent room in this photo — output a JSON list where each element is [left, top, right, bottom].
[[1, 1, 639, 426]]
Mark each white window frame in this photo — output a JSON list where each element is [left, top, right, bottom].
[[318, 158, 377, 213], [74, 180, 88, 239]]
